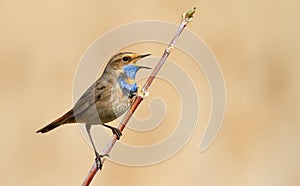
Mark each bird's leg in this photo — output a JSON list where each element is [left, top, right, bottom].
[[85, 124, 108, 170], [102, 124, 122, 140]]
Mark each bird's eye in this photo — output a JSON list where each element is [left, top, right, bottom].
[[122, 56, 129, 62]]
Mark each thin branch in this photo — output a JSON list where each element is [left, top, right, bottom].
[[82, 7, 196, 186]]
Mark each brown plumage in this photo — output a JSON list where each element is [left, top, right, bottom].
[[36, 110, 75, 133], [36, 52, 151, 169]]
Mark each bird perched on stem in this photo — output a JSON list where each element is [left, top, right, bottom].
[[37, 52, 151, 169]]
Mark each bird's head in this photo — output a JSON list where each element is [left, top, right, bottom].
[[105, 52, 151, 75]]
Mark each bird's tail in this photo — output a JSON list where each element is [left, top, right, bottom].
[[36, 110, 75, 133]]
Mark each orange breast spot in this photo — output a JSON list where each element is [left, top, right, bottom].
[[125, 78, 135, 84]]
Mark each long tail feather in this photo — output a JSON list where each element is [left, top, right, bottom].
[[36, 110, 75, 133]]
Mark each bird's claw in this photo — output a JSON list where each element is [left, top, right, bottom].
[[94, 152, 110, 170], [111, 127, 122, 140], [102, 124, 122, 140], [95, 153, 103, 170]]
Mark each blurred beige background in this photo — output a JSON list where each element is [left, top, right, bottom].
[[1, 0, 300, 185]]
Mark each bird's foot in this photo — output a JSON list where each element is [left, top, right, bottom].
[[102, 124, 122, 140], [94, 152, 110, 170], [94, 153, 103, 170], [111, 127, 122, 140]]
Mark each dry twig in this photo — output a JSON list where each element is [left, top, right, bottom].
[[82, 7, 196, 186]]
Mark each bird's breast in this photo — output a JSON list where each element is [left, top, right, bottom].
[[118, 76, 138, 96], [95, 80, 133, 123]]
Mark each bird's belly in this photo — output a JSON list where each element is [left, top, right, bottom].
[[96, 85, 131, 123], [74, 84, 132, 124], [76, 98, 130, 124]]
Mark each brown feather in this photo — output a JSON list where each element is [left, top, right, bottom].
[[36, 110, 75, 133]]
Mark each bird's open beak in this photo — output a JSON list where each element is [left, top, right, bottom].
[[134, 54, 152, 70], [137, 65, 152, 70], [133, 54, 151, 62], [139, 53, 151, 58]]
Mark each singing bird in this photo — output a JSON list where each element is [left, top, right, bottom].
[[37, 52, 151, 169]]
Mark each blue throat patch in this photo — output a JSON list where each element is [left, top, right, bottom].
[[118, 65, 140, 96]]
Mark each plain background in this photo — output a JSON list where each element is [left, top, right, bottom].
[[1, 0, 300, 185]]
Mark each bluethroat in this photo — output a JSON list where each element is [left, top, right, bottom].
[[37, 52, 151, 169]]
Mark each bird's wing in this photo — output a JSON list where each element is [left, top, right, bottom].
[[72, 76, 114, 116]]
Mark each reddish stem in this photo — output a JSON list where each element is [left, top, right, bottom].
[[82, 7, 195, 186]]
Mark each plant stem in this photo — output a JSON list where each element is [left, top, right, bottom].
[[82, 7, 196, 186]]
